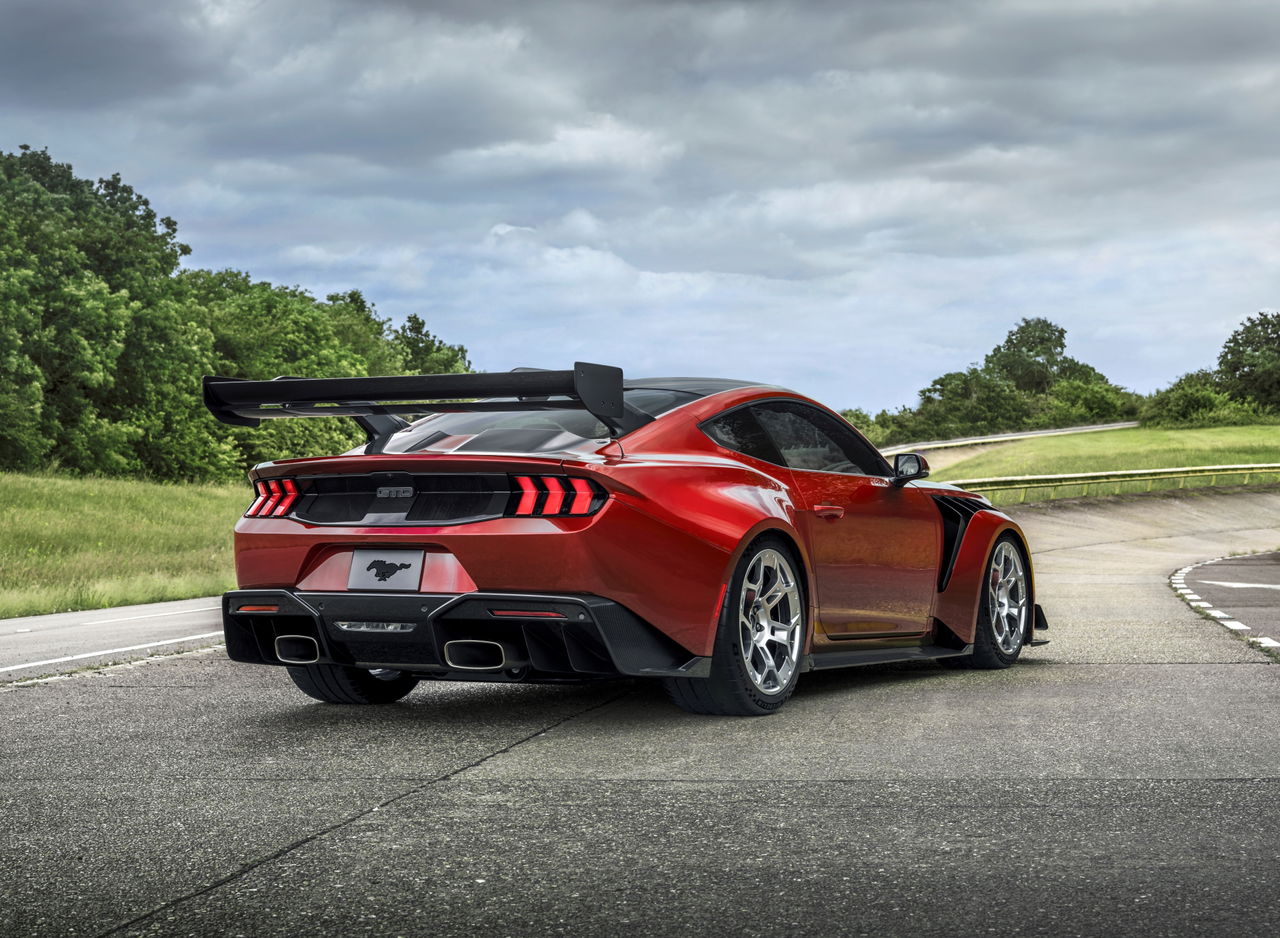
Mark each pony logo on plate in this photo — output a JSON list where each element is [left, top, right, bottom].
[[348, 549, 424, 591]]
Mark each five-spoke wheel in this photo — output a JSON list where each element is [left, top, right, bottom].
[[665, 537, 806, 715], [738, 548, 804, 696]]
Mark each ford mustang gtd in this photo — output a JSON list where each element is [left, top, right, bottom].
[[203, 363, 1048, 716]]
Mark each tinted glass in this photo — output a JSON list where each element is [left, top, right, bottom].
[[701, 407, 784, 465], [379, 388, 696, 454], [753, 401, 886, 475]]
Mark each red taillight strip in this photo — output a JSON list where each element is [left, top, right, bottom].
[[514, 476, 540, 516], [272, 478, 299, 517], [260, 480, 282, 516], [507, 474, 603, 517], [247, 478, 301, 518], [568, 477, 593, 515], [245, 481, 269, 517], [542, 476, 568, 515]]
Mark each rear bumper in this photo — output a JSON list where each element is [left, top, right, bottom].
[[222, 589, 711, 681]]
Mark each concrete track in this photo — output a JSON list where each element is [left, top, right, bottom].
[[2, 489, 1278, 938]]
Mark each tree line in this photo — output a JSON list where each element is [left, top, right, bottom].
[[0, 146, 469, 482], [845, 315, 1280, 447], [1, 146, 1275, 480]]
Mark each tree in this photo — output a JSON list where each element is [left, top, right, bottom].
[[1218, 311, 1280, 409], [0, 144, 470, 481], [393, 313, 471, 375]]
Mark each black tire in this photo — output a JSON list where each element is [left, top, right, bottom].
[[286, 664, 419, 704], [941, 533, 1028, 670], [663, 536, 807, 716]]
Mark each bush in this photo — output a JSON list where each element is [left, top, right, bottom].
[[1141, 382, 1273, 428]]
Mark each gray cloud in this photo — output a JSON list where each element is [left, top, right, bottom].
[[4, 0, 1278, 411]]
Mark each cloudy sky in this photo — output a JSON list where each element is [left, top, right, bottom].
[[3, 0, 1278, 412]]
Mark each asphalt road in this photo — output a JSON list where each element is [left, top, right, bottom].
[[2, 488, 1278, 938], [1180, 552, 1280, 647], [0, 597, 221, 681]]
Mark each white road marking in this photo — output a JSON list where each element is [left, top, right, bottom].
[[1183, 594, 1202, 600], [13, 629, 31, 634], [0, 632, 223, 674], [1189, 601, 1211, 608], [1249, 636, 1280, 648], [82, 606, 220, 626], [1197, 580, 1280, 591], [1207, 610, 1228, 618], [1222, 621, 1251, 630]]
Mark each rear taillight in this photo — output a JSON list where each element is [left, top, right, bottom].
[[245, 477, 301, 518], [505, 475, 607, 517]]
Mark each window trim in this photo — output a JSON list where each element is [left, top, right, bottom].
[[699, 397, 892, 477], [698, 401, 786, 467]]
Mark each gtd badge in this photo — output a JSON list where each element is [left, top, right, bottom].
[[376, 486, 414, 499]]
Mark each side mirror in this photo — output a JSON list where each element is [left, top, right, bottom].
[[891, 452, 930, 486]]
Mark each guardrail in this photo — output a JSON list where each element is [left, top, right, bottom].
[[946, 463, 1280, 506], [879, 421, 1139, 456]]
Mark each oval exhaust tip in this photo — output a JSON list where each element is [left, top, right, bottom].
[[275, 634, 320, 665], [443, 639, 507, 671]]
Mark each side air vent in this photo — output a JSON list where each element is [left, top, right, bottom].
[[932, 495, 986, 592]]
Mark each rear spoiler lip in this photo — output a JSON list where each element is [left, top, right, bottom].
[[202, 362, 648, 439]]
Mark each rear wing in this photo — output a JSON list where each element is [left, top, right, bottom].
[[201, 362, 649, 441]]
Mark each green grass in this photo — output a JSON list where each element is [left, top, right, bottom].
[[0, 472, 248, 619], [933, 426, 1280, 480], [932, 425, 1280, 506]]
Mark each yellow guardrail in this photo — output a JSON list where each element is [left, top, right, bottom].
[[946, 463, 1280, 506]]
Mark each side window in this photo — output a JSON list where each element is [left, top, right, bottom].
[[701, 407, 785, 466], [753, 401, 888, 475]]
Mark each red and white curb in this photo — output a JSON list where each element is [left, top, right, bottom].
[[1171, 559, 1280, 649]]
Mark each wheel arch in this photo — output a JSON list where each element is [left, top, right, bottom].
[[932, 510, 1035, 645], [718, 521, 816, 653]]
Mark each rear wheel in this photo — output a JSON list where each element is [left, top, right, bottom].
[[287, 664, 419, 704], [664, 538, 806, 716], [943, 534, 1028, 670]]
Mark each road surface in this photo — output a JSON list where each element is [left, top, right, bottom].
[[0, 597, 221, 681], [1178, 552, 1280, 648], [1, 488, 1277, 937]]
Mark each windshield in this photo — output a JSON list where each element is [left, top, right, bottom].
[[377, 387, 697, 455]]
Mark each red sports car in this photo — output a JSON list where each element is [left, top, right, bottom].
[[203, 363, 1048, 716]]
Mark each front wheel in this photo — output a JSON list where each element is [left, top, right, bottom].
[[287, 664, 419, 704], [664, 538, 807, 716], [943, 534, 1029, 670]]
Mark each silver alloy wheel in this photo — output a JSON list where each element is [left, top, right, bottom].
[[738, 548, 804, 695], [987, 541, 1028, 655]]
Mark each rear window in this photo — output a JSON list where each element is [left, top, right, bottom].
[[378, 388, 697, 455]]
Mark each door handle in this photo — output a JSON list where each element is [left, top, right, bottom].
[[812, 505, 845, 520]]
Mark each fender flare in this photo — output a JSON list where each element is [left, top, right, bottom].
[[714, 520, 817, 653], [932, 510, 1035, 645]]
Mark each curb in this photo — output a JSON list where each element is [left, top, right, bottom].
[[1170, 558, 1280, 650]]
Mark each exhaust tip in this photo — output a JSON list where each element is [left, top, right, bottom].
[[443, 639, 509, 671], [275, 634, 320, 665]]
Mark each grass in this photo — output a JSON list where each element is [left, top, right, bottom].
[[932, 425, 1280, 506], [0, 472, 248, 619]]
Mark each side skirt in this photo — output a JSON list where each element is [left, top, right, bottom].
[[803, 643, 974, 671]]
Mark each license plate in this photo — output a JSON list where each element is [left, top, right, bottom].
[[348, 549, 425, 591]]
